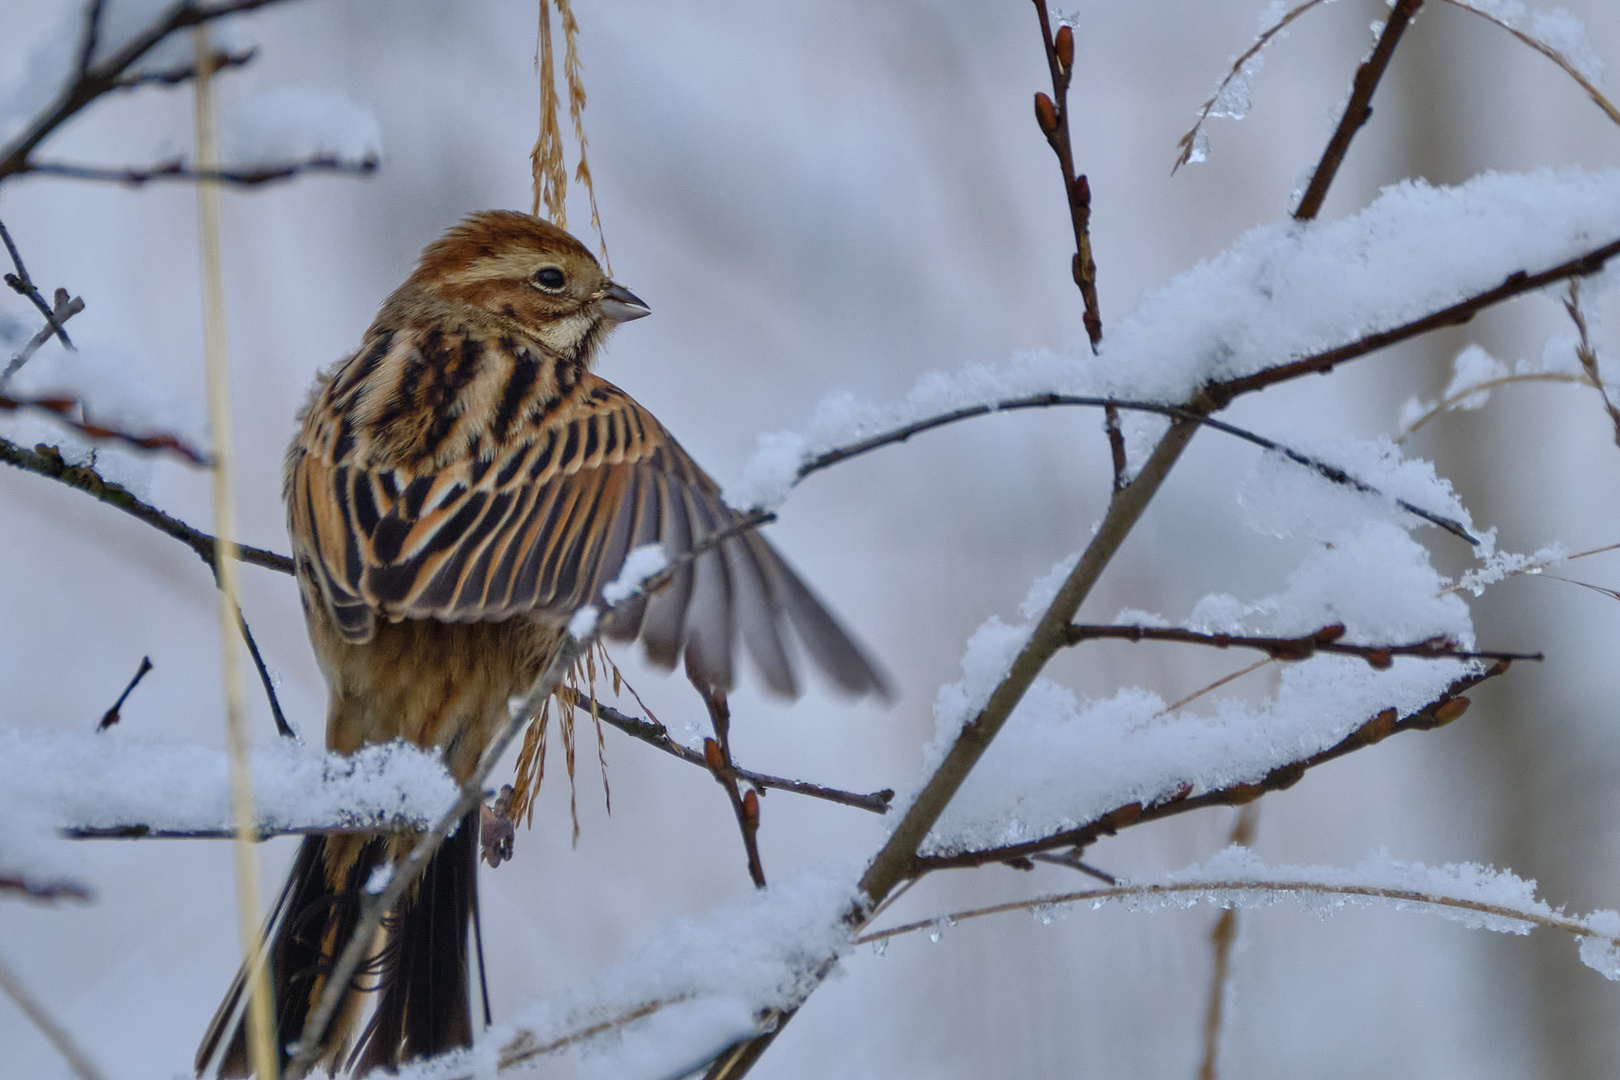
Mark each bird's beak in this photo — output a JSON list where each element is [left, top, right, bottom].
[[598, 282, 651, 324]]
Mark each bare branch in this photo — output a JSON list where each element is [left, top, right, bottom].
[[700, 690, 768, 888], [24, 154, 378, 188], [109, 47, 257, 91], [96, 654, 153, 731], [913, 664, 1502, 873], [0, 436, 293, 573], [1211, 234, 1620, 400], [792, 394, 1478, 543], [1064, 622, 1540, 666], [0, 390, 210, 464], [1293, 0, 1422, 221], [4, 289, 85, 381], [0, 875, 91, 903], [559, 690, 892, 814], [0, 0, 311, 184], [0, 219, 73, 351]]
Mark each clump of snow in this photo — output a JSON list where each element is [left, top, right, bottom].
[[916, 522, 1475, 856], [1237, 433, 1473, 542], [1451, 541, 1568, 597], [500, 867, 860, 1076], [221, 87, 382, 169], [567, 605, 600, 639], [603, 544, 668, 607], [2, 338, 210, 493], [1019, 553, 1080, 620], [0, 730, 458, 895], [729, 169, 1620, 510], [1444, 344, 1510, 410]]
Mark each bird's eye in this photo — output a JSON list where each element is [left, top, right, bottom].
[[532, 267, 566, 291]]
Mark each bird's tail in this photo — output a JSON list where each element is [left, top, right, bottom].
[[195, 812, 479, 1077]]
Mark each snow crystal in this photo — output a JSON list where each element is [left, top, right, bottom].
[[568, 605, 600, 639], [1452, 541, 1567, 596], [729, 169, 1620, 510], [1578, 909, 1620, 980], [221, 86, 382, 169], [501, 867, 859, 1074], [1456, 0, 1605, 84], [1209, 54, 1264, 120], [0, 730, 458, 895]]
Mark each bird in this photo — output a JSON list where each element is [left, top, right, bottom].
[[195, 210, 887, 1076]]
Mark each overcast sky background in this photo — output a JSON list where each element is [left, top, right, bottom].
[[5, 0, 1620, 1077]]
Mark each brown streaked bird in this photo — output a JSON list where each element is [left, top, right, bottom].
[[195, 211, 886, 1077]]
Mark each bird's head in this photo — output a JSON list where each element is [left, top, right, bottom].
[[407, 210, 649, 361]]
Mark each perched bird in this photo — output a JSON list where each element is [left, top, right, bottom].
[[196, 211, 886, 1076]]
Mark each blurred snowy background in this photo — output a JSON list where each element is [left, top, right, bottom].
[[4, 0, 1620, 1077]]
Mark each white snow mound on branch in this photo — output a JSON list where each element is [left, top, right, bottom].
[[222, 86, 382, 168], [918, 522, 1476, 856], [728, 168, 1620, 509], [0, 729, 458, 894], [499, 867, 859, 1078]]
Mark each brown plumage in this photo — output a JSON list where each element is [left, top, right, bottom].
[[195, 211, 886, 1076]]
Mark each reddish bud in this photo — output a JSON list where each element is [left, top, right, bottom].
[[1055, 25, 1074, 69], [703, 738, 725, 773], [1314, 623, 1346, 644], [1433, 696, 1471, 725], [1357, 708, 1398, 745], [1034, 92, 1058, 135], [742, 789, 760, 829], [1366, 648, 1393, 670]]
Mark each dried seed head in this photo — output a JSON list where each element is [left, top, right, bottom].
[[1034, 92, 1058, 135]]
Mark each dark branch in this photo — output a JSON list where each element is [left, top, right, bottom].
[[96, 654, 153, 730], [912, 663, 1505, 873], [0, 436, 293, 574], [791, 393, 1478, 543], [0, 390, 211, 464], [62, 821, 421, 841], [1212, 234, 1620, 399], [0, 0, 309, 185], [0, 219, 73, 350], [0, 875, 92, 903], [701, 690, 768, 888], [1293, 0, 1422, 221], [75, 0, 108, 79], [560, 690, 892, 814], [4, 289, 85, 380], [109, 47, 257, 91], [24, 155, 378, 188], [1064, 622, 1541, 666]]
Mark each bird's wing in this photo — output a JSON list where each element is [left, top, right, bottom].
[[288, 370, 885, 698]]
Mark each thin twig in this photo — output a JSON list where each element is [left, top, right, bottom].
[[791, 393, 1478, 543], [75, 0, 108, 80], [0, 949, 109, 1080], [1293, 0, 1422, 221], [558, 690, 892, 813], [701, 689, 767, 889], [4, 289, 85, 381], [0, 219, 73, 350], [1161, 656, 1274, 715], [1396, 372, 1586, 444], [109, 47, 257, 91], [913, 664, 1501, 873], [0, 875, 91, 902], [24, 155, 378, 187], [1032, 1, 1102, 350], [96, 655, 153, 730], [1064, 622, 1540, 666], [1212, 234, 1620, 400], [0, 436, 292, 572], [1173, 0, 1332, 173], [62, 820, 429, 841], [0, 390, 210, 464], [0, 0, 310, 185], [1437, 0, 1620, 129], [857, 874, 1614, 952]]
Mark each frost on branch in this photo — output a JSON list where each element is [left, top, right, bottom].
[[0, 730, 458, 896], [729, 169, 1620, 510]]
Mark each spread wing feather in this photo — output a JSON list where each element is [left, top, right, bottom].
[[289, 369, 885, 698]]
